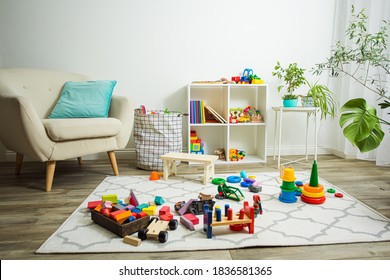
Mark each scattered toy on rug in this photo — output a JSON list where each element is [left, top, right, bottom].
[[203, 201, 255, 238]]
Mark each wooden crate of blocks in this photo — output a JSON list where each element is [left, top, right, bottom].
[[91, 210, 150, 237], [88, 192, 150, 237]]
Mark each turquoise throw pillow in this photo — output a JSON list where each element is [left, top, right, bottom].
[[49, 80, 117, 118]]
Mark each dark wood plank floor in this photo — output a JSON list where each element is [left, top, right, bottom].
[[0, 155, 389, 260]]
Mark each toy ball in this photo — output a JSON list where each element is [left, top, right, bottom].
[[240, 170, 247, 178]]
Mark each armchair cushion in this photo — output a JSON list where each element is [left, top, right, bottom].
[[42, 118, 122, 141], [49, 80, 117, 118]]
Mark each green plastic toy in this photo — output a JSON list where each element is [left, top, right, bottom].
[[216, 183, 245, 201]]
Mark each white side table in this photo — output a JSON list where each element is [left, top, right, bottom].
[[272, 106, 320, 168]]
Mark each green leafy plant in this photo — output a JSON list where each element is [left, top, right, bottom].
[[282, 94, 299, 100], [272, 61, 305, 100], [273, 61, 338, 119], [303, 80, 338, 120], [314, 6, 390, 152]]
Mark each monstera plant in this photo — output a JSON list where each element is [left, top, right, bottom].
[[314, 6, 390, 153]]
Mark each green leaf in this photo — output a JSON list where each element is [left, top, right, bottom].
[[355, 123, 385, 152], [339, 98, 384, 152]]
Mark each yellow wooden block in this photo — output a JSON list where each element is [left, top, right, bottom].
[[142, 205, 156, 216]]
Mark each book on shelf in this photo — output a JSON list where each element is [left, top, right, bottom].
[[190, 101, 226, 124]]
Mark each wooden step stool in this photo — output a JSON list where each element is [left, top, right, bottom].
[[160, 152, 219, 185]]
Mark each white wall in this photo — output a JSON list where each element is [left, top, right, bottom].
[[0, 0, 337, 160]]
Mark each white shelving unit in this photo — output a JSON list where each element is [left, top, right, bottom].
[[187, 83, 268, 164]]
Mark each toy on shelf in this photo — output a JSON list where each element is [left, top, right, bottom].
[[215, 182, 245, 201], [190, 130, 204, 154], [229, 148, 245, 161], [230, 68, 264, 84], [203, 201, 255, 238], [214, 148, 226, 161], [138, 217, 178, 243], [239, 68, 253, 84], [229, 108, 241, 123], [278, 166, 298, 203], [301, 160, 326, 204], [244, 106, 263, 123]]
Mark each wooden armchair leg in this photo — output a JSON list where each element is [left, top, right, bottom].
[[46, 161, 56, 192], [107, 151, 119, 176], [15, 153, 24, 175]]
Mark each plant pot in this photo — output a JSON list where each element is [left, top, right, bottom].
[[302, 96, 314, 107], [283, 99, 298, 107]]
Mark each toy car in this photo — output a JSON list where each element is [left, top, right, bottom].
[[137, 217, 178, 243]]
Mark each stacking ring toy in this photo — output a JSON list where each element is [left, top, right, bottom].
[[244, 177, 255, 183], [302, 184, 324, 193], [212, 178, 226, 185], [227, 176, 241, 183], [335, 192, 344, 198], [240, 181, 252, 188], [302, 189, 325, 198], [301, 195, 326, 204], [327, 188, 336, 193]]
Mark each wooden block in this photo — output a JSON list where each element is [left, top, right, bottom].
[[87, 200, 102, 209], [136, 203, 149, 210], [154, 196, 165, 205], [129, 189, 139, 206], [123, 235, 141, 247], [142, 205, 156, 216], [112, 203, 125, 211], [94, 204, 102, 213], [109, 209, 126, 220], [102, 194, 118, 203], [184, 213, 199, 225], [159, 206, 170, 216], [160, 214, 173, 221], [180, 216, 195, 231], [115, 210, 132, 224], [137, 211, 148, 219]]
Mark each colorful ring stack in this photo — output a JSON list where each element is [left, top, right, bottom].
[[278, 167, 298, 203], [300, 160, 326, 205]]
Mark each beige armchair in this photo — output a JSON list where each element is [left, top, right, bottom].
[[0, 68, 133, 191]]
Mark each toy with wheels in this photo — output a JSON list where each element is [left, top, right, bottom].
[[138, 217, 178, 243]]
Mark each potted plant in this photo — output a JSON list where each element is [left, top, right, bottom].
[[273, 61, 338, 119], [300, 79, 338, 120], [272, 61, 305, 107]]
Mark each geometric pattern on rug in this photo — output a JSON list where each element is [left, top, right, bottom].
[[36, 172, 390, 253]]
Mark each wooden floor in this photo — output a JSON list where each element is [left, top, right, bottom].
[[0, 155, 389, 260]]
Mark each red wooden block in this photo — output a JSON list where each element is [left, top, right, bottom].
[[136, 211, 148, 219], [109, 209, 126, 220], [87, 200, 102, 209], [159, 206, 170, 216], [160, 213, 174, 221], [183, 213, 199, 225]]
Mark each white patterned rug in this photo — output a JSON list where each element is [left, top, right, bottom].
[[36, 172, 390, 253]]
